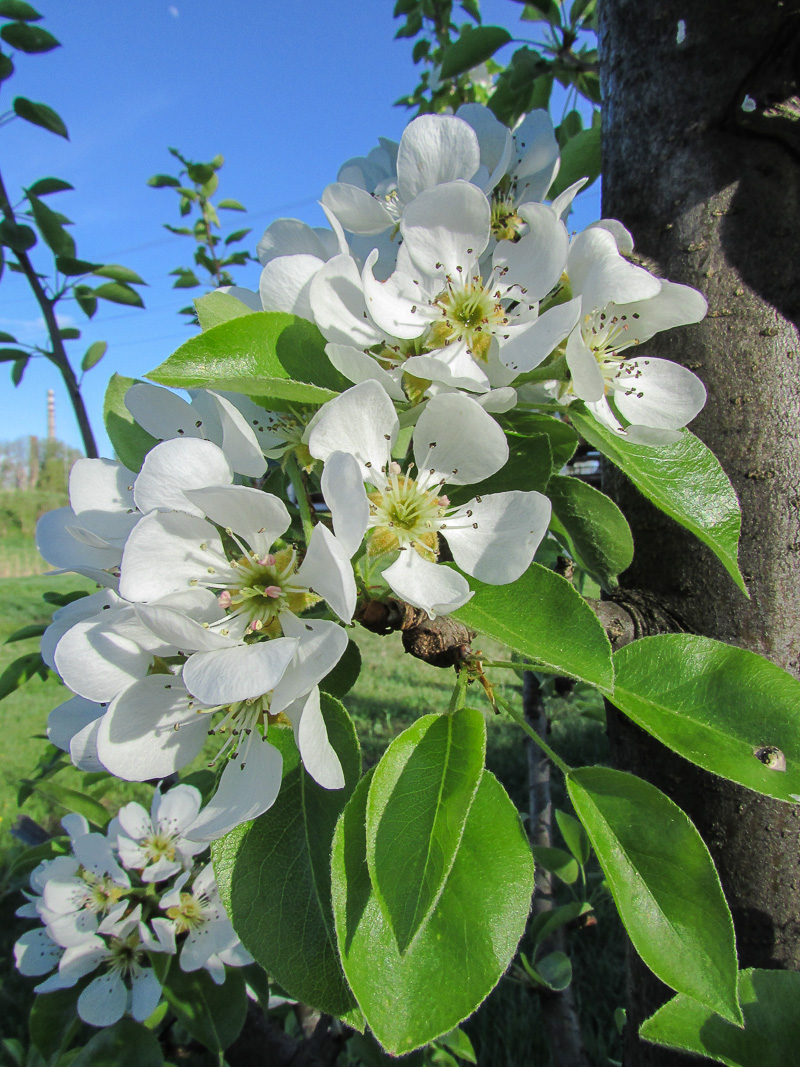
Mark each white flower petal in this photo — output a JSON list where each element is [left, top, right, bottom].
[[413, 392, 508, 486], [54, 619, 151, 703], [259, 253, 322, 318], [324, 342, 407, 401], [383, 550, 473, 619], [612, 356, 706, 430], [320, 451, 369, 557], [70, 717, 105, 772], [282, 687, 344, 789], [445, 491, 551, 584], [512, 109, 560, 201], [566, 327, 605, 402], [97, 676, 208, 780], [456, 103, 512, 178], [569, 227, 662, 310], [309, 254, 384, 348], [499, 298, 581, 375], [125, 383, 200, 441], [78, 971, 127, 1027], [321, 182, 394, 235], [361, 250, 433, 340], [400, 181, 489, 279], [130, 966, 163, 1022], [403, 348, 490, 393], [396, 114, 480, 204], [191, 392, 267, 478], [35, 508, 120, 586], [68, 459, 138, 541], [48, 695, 104, 753], [257, 217, 336, 266], [295, 523, 356, 622], [119, 510, 227, 603], [271, 616, 349, 715], [492, 202, 569, 302], [133, 438, 233, 516], [14, 928, 62, 976], [182, 485, 289, 558], [186, 739, 283, 841], [182, 638, 298, 705], [307, 380, 397, 478]]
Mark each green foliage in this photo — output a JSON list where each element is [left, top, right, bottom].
[[147, 310, 348, 404], [569, 410, 747, 594], [567, 766, 742, 1024], [438, 26, 511, 79], [332, 769, 534, 1054], [149, 148, 256, 321], [548, 474, 634, 586], [213, 696, 362, 1018], [155, 957, 247, 1053], [612, 634, 800, 801], [70, 1017, 164, 1067], [454, 563, 614, 690], [13, 96, 68, 137], [366, 707, 486, 952], [640, 969, 800, 1066]]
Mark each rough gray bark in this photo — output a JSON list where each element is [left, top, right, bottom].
[[598, 2, 800, 1063]]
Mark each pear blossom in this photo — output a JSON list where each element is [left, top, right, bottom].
[[309, 381, 552, 618], [107, 785, 206, 882], [561, 226, 708, 443], [310, 180, 575, 405], [158, 863, 253, 983]]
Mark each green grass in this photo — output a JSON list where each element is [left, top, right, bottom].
[[0, 574, 624, 1065]]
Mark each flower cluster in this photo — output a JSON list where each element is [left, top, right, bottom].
[[13, 785, 252, 1028], [35, 104, 710, 845]]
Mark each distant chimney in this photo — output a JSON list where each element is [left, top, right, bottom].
[[47, 389, 55, 440]]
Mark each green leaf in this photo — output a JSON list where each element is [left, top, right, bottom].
[[159, 958, 246, 1052], [213, 695, 362, 1018], [0, 0, 42, 19], [0, 650, 49, 701], [319, 637, 362, 699], [27, 192, 74, 257], [554, 808, 591, 865], [93, 281, 144, 308], [522, 949, 573, 991], [70, 1017, 163, 1067], [567, 765, 742, 1024], [0, 50, 13, 82], [447, 432, 552, 507], [171, 268, 200, 289], [549, 124, 601, 198], [33, 779, 110, 827], [56, 255, 101, 276], [530, 901, 592, 948], [640, 969, 800, 1066], [548, 474, 634, 583], [5, 621, 47, 643], [367, 707, 486, 952], [612, 634, 800, 801], [58, 326, 80, 339], [103, 374, 158, 472], [499, 411, 579, 471], [74, 283, 97, 318], [0, 217, 36, 252], [217, 198, 247, 210], [454, 563, 614, 691], [332, 769, 534, 1055], [0, 346, 27, 361], [13, 96, 68, 138], [93, 264, 146, 284], [568, 410, 746, 594], [225, 227, 252, 245], [438, 1027, 477, 1063], [193, 290, 255, 330], [29, 984, 82, 1059], [0, 330, 16, 341], [147, 173, 180, 188], [11, 355, 27, 384], [147, 311, 348, 405], [0, 19, 58, 51], [81, 340, 107, 372], [530, 845, 579, 883], [26, 177, 72, 196], [439, 26, 512, 79]]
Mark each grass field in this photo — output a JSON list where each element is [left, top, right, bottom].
[[0, 572, 624, 1065]]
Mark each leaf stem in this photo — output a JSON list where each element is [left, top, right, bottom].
[[496, 691, 572, 777], [285, 454, 315, 547]]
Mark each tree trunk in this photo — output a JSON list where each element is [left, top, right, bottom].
[[597, 2, 800, 1062]]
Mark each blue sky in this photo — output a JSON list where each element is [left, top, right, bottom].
[[1, 0, 599, 454]]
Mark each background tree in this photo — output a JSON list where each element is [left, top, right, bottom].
[[598, 2, 800, 1063]]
